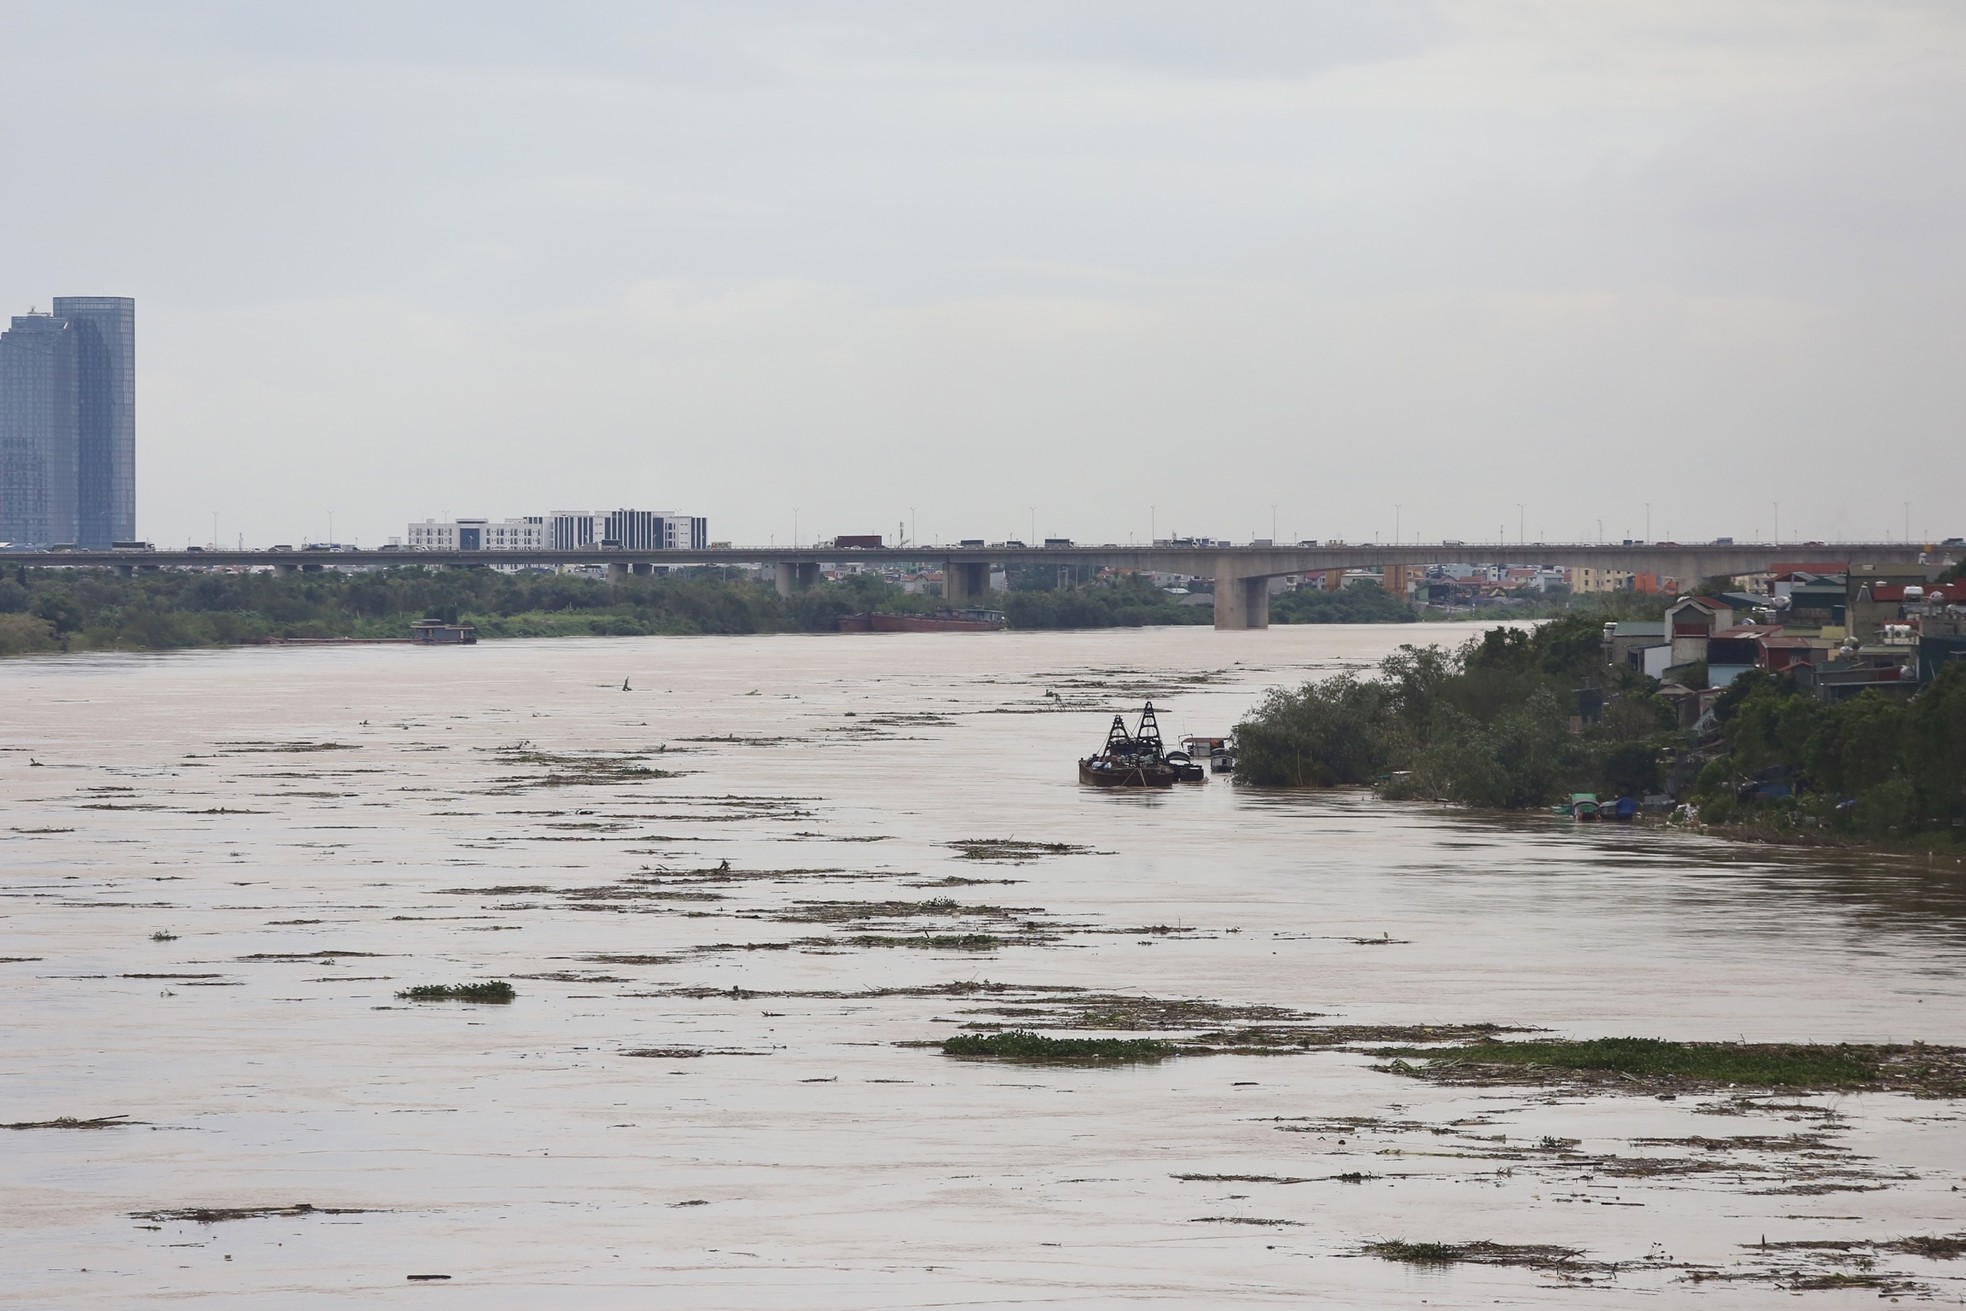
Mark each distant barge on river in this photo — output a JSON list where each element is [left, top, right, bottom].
[[837, 609, 1006, 634]]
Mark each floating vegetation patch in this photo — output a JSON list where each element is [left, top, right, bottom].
[[1173, 1173, 1310, 1185], [904, 875, 1022, 888], [1364, 1240, 1588, 1269], [241, 951, 384, 961], [149, 930, 178, 941], [945, 838, 1092, 863], [1376, 1037, 1966, 1094], [5, 1114, 138, 1130], [851, 933, 1006, 951], [130, 1203, 377, 1223], [395, 981, 515, 1003], [485, 745, 684, 789], [942, 1030, 1177, 1064], [1190, 1216, 1302, 1226], [779, 897, 1029, 923], [216, 741, 361, 753]]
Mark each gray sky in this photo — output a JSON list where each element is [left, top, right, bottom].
[[4, 2, 1961, 549]]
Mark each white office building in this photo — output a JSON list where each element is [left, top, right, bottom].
[[405, 510, 709, 554], [404, 516, 547, 550]]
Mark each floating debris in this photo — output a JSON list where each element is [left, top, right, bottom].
[[395, 981, 515, 1003]]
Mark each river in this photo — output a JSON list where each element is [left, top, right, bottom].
[[4, 625, 1963, 1307]]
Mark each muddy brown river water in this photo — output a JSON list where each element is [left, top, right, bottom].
[[4, 625, 1964, 1307]]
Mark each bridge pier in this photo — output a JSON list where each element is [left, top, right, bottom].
[[607, 561, 629, 582], [1212, 561, 1271, 631], [943, 561, 990, 608], [774, 562, 820, 597], [274, 562, 298, 577], [631, 562, 654, 576]]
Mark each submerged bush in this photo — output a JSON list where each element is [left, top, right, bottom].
[[1233, 675, 1396, 787]]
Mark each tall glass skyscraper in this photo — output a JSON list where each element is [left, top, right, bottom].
[[0, 296, 135, 548]]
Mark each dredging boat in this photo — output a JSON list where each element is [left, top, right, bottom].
[[1079, 702, 1203, 787]]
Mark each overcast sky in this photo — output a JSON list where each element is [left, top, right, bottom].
[[3, 2, 1961, 549]]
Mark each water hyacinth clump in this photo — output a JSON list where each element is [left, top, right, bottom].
[[942, 1029, 1175, 1064], [396, 981, 516, 1004]]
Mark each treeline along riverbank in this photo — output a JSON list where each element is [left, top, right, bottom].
[[0, 565, 1537, 654], [0, 564, 1675, 656], [1233, 614, 1966, 848]]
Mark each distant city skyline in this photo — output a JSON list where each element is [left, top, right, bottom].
[[0, 296, 136, 549]]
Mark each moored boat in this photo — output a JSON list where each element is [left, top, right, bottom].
[[1181, 735, 1235, 774], [1078, 702, 1183, 788]]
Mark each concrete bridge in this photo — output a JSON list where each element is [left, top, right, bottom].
[[17, 541, 1943, 630]]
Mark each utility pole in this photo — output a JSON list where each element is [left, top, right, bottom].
[[1271, 504, 1278, 543], [910, 507, 916, 550], [1029, 507, 1036, 545], [1517, 503, 1525, 551], [794, 508, 799, 549], [1772, 501, 1779, 545], [1150, 506, 1156, 544], [1394, 504, 1401, 546]]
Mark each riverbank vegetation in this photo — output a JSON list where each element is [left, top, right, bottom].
[[1234, 614, 1672, 805], [1004, 570, 1212, 629], [0, 566, 944, 653], [0, 562, 1726, 655], [1271, 582, 1418, 624], [1233, 612, 1966, 846], [1688, 664, 1966, 842]]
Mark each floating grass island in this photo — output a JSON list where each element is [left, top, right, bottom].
[[941, 1030, 1176, 1064], [396, 981, 516, 1004]]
